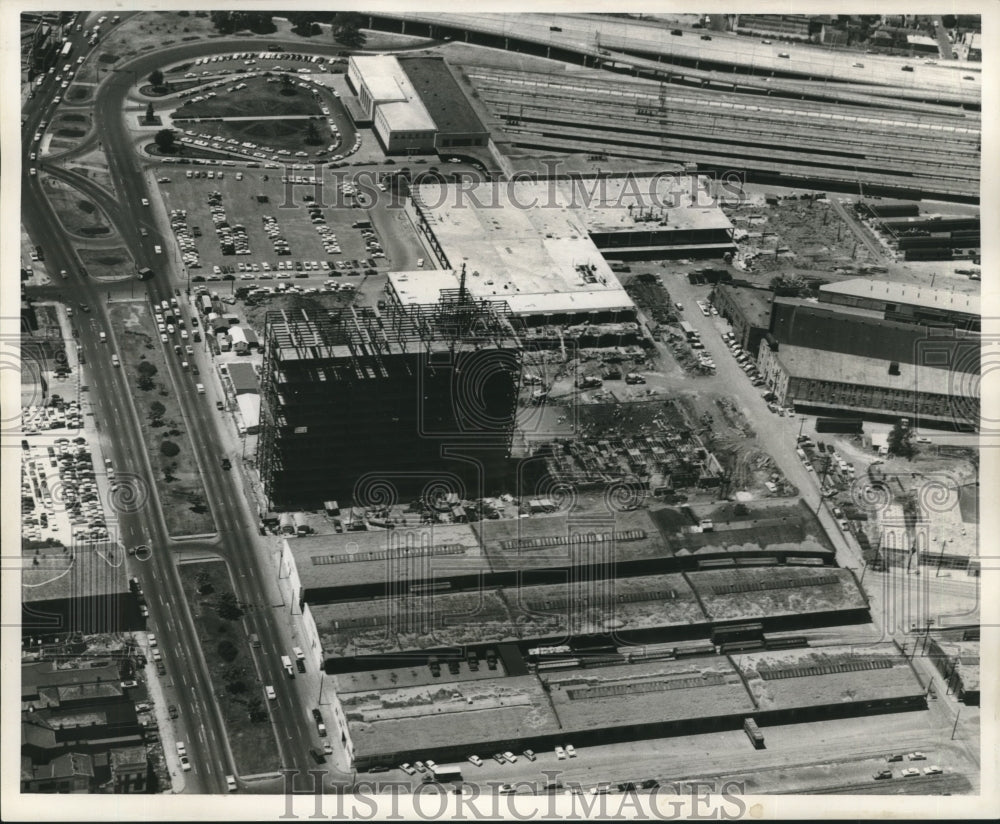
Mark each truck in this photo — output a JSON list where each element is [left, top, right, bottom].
[[281, 655, 295, 677], [679, 321, 699, 340], [293, 512, 311, 536], [60, 41, 72, 59], [429, 764, 464, 783]]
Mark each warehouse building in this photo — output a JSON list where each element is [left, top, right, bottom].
[[817, 278, 980, 332], [347, 55, 438, 154], [397, 57, 489, 151], [758, 298, 980, 429], [712, 284, 774, 355], [258, 300, 522, 509], [331, 642, 924, 770]]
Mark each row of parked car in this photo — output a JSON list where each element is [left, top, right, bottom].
[[721, 330, 765, 387]]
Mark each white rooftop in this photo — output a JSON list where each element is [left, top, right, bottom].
[[819, 278, 981, 317], [351, 54, 435, 131]]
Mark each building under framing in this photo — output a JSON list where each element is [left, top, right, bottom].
[[259, 293, 523, 509]]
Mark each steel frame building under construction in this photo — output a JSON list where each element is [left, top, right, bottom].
[[259, 293, 523, 509]]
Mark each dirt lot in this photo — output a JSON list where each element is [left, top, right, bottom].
[[40, 175, 115, 239], [78, 246, 135, 281], [108, 301, 214, 537]]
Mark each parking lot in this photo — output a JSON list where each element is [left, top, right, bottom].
[[156, 169, 390, 287], [21, 438, 112, 546]]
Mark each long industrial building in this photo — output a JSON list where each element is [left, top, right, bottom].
[[258, 296, 523, 509], [331, 642, 926, 770], [758, 296, 980, 429]]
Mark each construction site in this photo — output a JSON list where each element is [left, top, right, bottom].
[[258, 287, 524, 509]]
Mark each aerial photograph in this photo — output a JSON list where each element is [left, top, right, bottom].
[[9, 4, 995, 819]]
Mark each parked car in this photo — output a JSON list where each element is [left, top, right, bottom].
[[467, 755, 483, 767], [555, 746, 567, 760], [565, 744, 577, 757], [400, 763, 416, 775], [873, 770, 893, 780]]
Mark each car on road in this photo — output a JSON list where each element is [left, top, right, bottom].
[[467, 755, 483, 767], [310, 748, 326, 764], [30, 168, 37, 176], [147, 634, 157, 648], [111, 354, 120, 367], [221, 457, 232, 470], [141, 198, 149, 206], [400, 763, 416, 775], [265, 685, 276, 700], [176, 742, 187, 757], [179, 755, 191, 771], [226, 775, 237, 792]]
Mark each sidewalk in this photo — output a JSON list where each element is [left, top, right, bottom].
[[140, 635, 186, 793]]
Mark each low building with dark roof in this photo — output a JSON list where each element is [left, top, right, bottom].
[[21, 751, 95, 793], [399, 57, 489, 152], [712, 284, 774, 356], [20, 542, 137, 637]]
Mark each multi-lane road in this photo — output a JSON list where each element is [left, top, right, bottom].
[[22, 19, 355, 794]]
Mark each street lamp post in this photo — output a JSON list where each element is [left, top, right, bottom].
[[797, 416, 806, 440]]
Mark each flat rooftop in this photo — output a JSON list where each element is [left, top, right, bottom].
[[312, 573, 704, 659], [400, 57, 486, 135], [819, 278, 981, 317], [474, 509, 669, 571], [340, 672, 560, 758], [21, 544, 129, 603], [543, 656, 755, 730], [339, 643, 924, 759], [413, 179, 633, 314], [734, 643, 924, 709], [775, 344, 958, 396], [288, 523, 488, 593], [687, 566, 868, 622], [716, 284, 773, 329]]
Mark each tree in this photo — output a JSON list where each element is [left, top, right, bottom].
[[154, 129, 176, 152], [216, 591, 243, 620], [138, 361, 158, 378], [332, 12, 366, 48], [138, 374, 155, 391], [149, 400, 166, 418], [887, 420, 917, 459], [196, 570, 214, 595], [247, 696, 268, 722], [148, 69, 164, 88], [279, 73, 295, 95], [160, 439, 180, 457], [217, 639, 239, 662], [145, 102, 155, 124], [305, 119, 320, 144]]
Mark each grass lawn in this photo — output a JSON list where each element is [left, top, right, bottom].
[[178, 559, 281, 776], [173, 76, 324, 119], [178, 116, 330, 157], [107, 302, 215, 536]]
